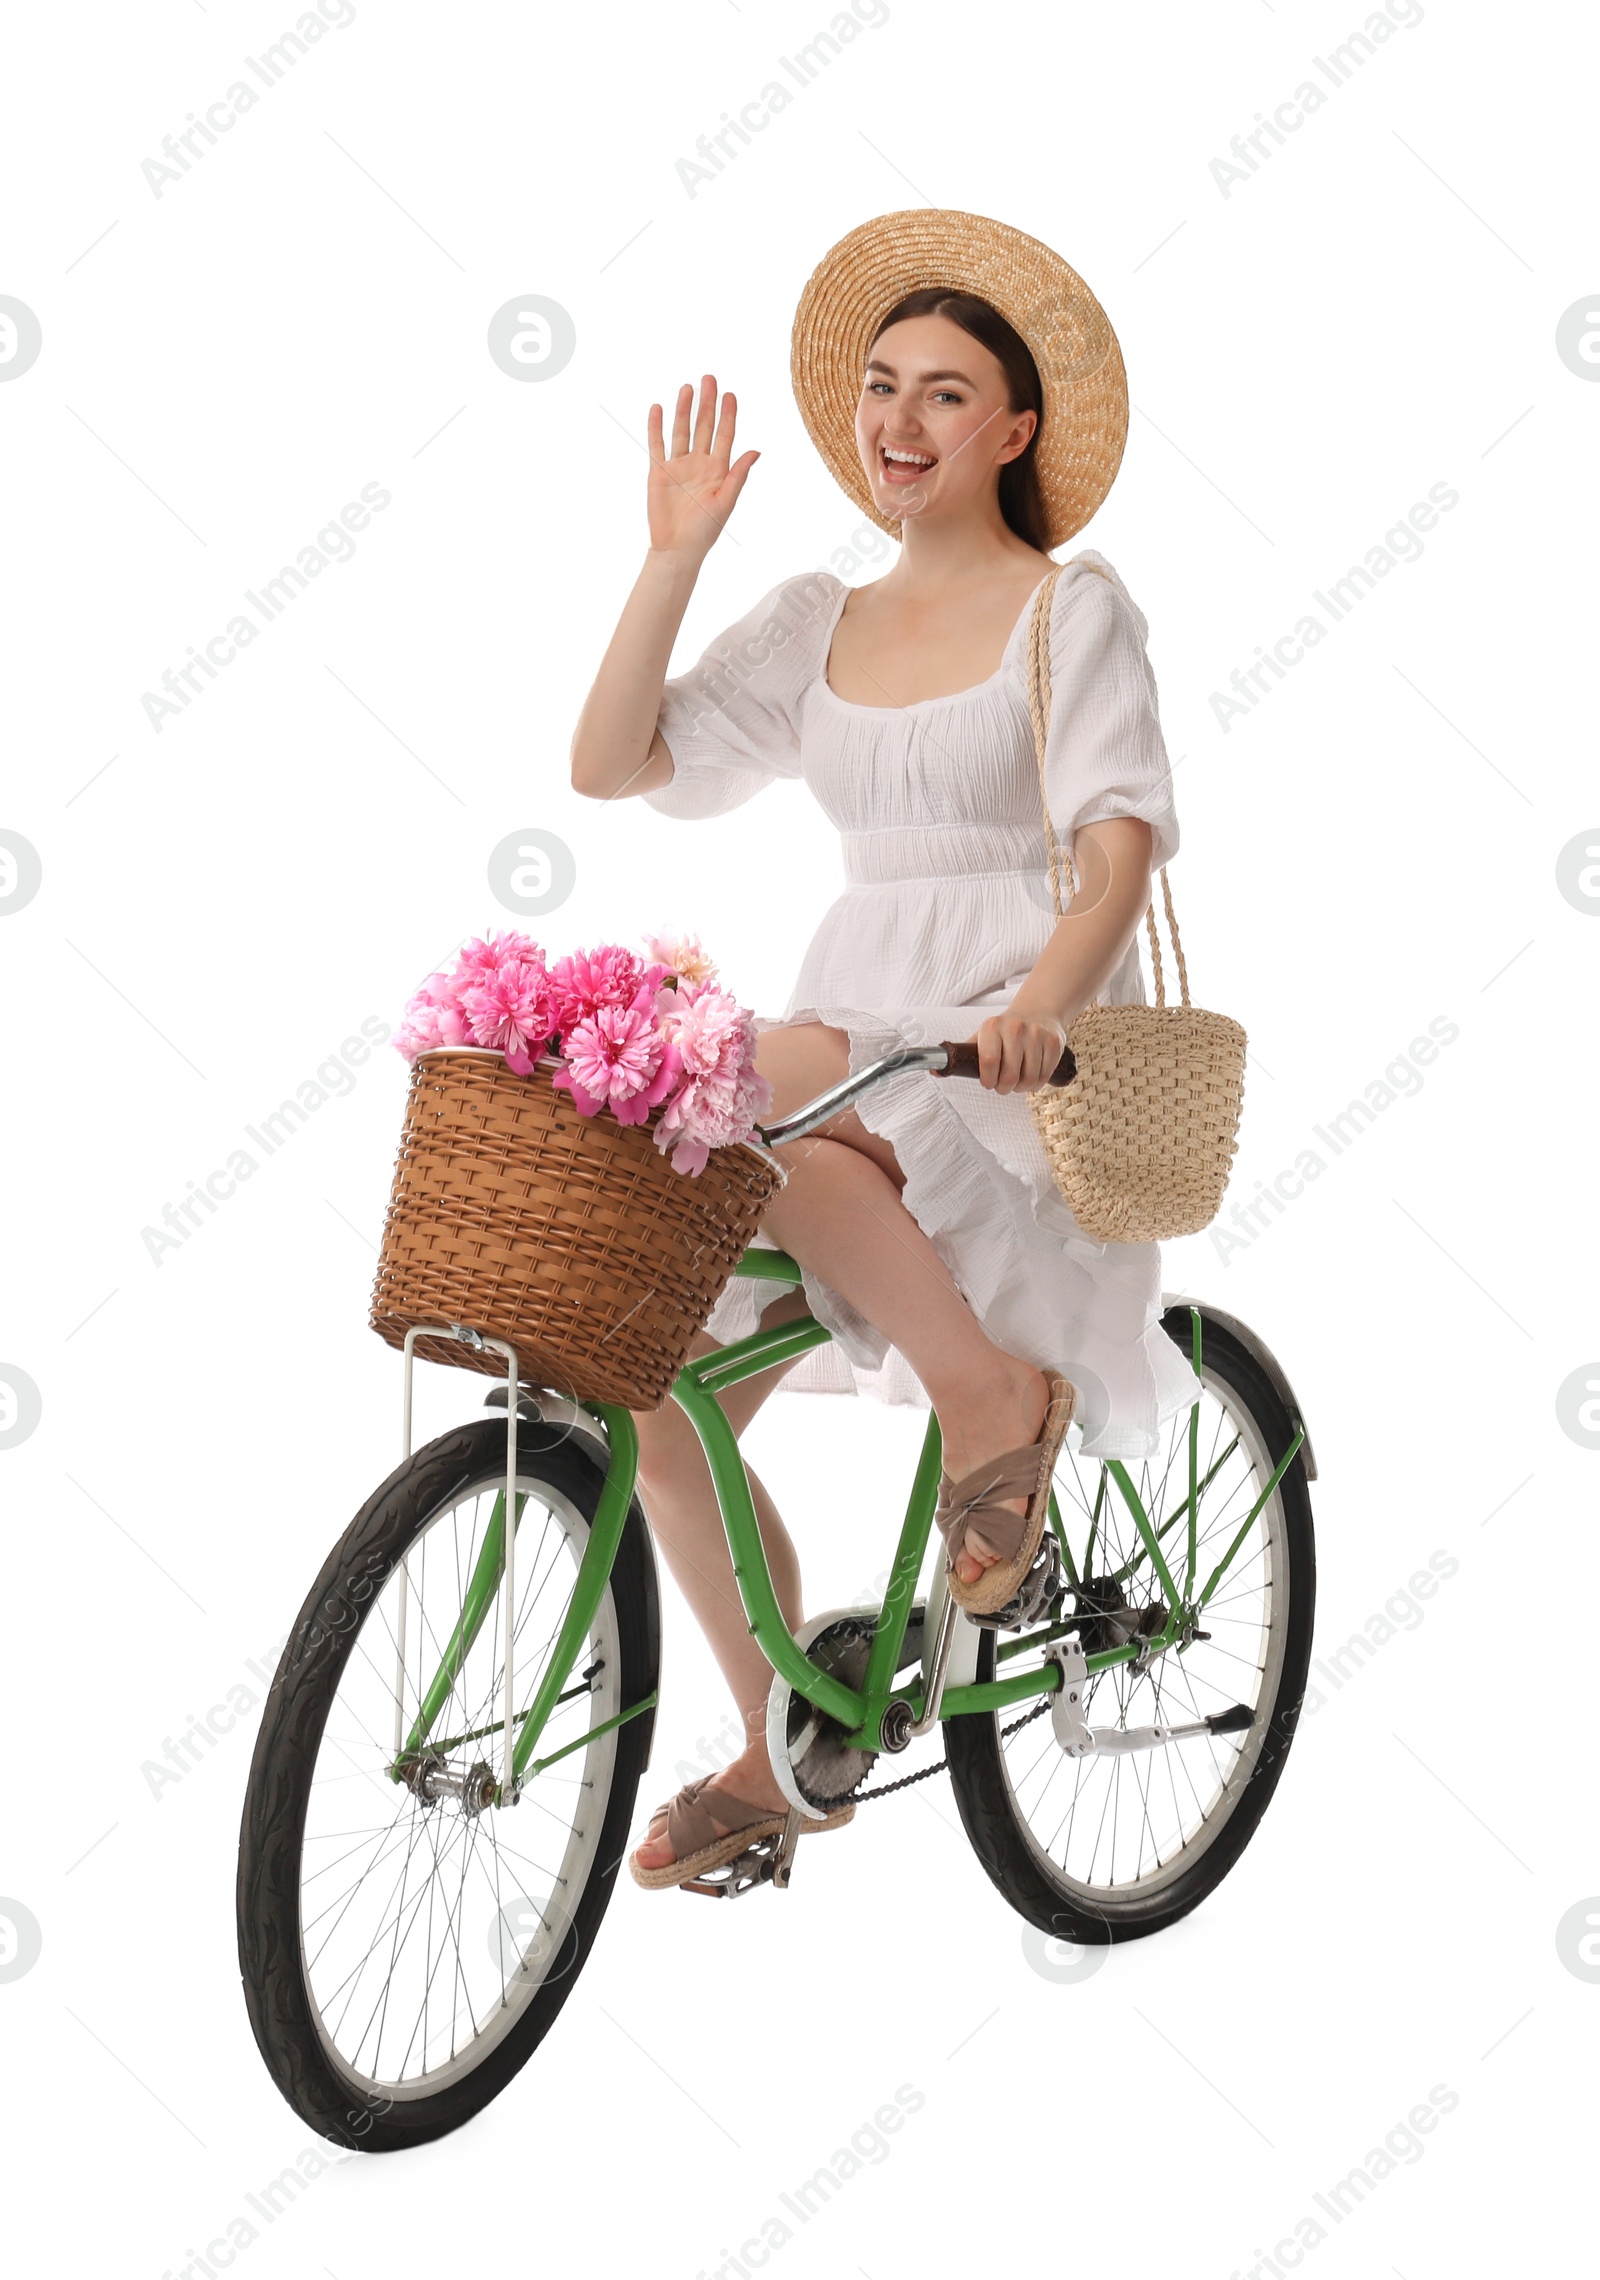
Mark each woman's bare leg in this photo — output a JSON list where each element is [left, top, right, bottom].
[[631, 1022, 1049, 1870], [754, 1022, 1051, 1569], [630, 1288, 815, 1866]]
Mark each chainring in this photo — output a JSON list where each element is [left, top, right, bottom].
[[782, 1610, 925, 1810]]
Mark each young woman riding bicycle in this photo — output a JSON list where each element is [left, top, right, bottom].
[[569, 210, 1191, 1886]]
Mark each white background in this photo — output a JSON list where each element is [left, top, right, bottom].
[[2, 0, 1595, 2273]]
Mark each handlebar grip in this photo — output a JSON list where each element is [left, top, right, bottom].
[[934, 1038, 1077, 1087]]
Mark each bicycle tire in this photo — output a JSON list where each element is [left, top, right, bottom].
[[945, 1310, 1315, 1943], [236, 1416, 659, 2150]]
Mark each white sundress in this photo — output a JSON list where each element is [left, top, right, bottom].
[[643, 549, 1200, 1460]]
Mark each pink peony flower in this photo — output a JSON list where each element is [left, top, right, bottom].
[[461, 957, 557, 1076], [394, 998, 472, 1062], [553, 998, 681, 1121], [394, 971, 477, 1062], [643, 929, 718, 986], [457, 929, 544, 979], [656, 1067, 774, 1176], [660, 979, 747, 1077], [392, 926, 765, 1174], [647, 978, 773, 1171], [548, 945, 666, 1040], [394, 934, 549, 1064]]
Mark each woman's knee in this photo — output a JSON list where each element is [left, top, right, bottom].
[[754, 1031, 907, 1192], [754, 1021, 850, 1123]]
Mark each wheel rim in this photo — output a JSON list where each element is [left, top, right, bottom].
[[992, 1360, 1292, 1913], [296, 1468, 621, 2099]]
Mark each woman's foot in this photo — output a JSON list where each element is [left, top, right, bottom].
[[631, 1739, 791, 1873], [936, 1359, 1051, 1588]]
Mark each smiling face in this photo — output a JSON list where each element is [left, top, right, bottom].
[[854, 311, 1038, 528]]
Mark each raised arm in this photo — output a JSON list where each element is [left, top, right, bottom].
[[569, 375, 760, 802]]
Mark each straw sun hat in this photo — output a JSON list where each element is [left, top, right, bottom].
[[790, 209, 1128, 552]]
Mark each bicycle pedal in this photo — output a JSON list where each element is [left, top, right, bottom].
[[969, 1537, 1063, 1633], [680, 1827, 790, 1901]]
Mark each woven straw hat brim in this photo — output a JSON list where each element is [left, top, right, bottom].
[[791, 209, 1128, 552]]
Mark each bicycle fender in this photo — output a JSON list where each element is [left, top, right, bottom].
[[1160, 1295, 1318, 1481]]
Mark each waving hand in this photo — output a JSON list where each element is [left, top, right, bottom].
[[647, 374, 760, 564]]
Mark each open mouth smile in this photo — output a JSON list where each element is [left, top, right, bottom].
[[878, 444, 937, 485]]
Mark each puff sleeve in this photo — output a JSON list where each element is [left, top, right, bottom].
[[1040, 556, 1180, 880], [642, 572, 843, 821]]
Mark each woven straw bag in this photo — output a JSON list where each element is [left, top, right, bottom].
[[1024, 568, 1247, 1243]]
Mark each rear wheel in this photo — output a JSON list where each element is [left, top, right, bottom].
[[237, 1416, 659, 2149], [946, 1310, 1314, 1942]]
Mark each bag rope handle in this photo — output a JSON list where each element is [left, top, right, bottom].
[[1025, 565, 1189, 1012]]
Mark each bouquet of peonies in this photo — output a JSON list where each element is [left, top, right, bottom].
[[394, 929, 773, 1177]]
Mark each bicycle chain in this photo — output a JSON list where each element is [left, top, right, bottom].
[[848, 1694, 1053, 1805]]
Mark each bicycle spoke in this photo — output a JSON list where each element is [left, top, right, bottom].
[[289, 1460, 627, 2094], [996, 1359, 1290, 1898]]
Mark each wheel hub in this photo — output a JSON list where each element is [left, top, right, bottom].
[[1070, 1572, 1168, 1658], [395, 1751, 498, 1815]]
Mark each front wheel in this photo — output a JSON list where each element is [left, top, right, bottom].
[[946, 1309, 1315, 1943], [237, 1416, 660, 2150]]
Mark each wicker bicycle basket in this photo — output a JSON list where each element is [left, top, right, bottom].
[[369, 1050, 787, 1410]]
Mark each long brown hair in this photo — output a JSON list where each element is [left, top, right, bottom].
[[868, 289, 1049, 552]]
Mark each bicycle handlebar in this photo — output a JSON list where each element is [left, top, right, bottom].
[[759, 1036, 1077, 1150]]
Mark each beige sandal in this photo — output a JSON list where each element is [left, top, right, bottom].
[[936, 1371, 1076, 1618], [628, 1774, 856, 1892]]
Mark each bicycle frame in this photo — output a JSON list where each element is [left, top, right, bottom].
[[392, 1253, 1304, 1806]]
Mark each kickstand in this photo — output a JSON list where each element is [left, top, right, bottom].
[[769, 1808, 804, 1891]]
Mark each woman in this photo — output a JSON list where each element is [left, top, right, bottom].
[[570, 211, 1198, 1887]]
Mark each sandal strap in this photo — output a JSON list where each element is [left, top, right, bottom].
[[647, 1775, 781, 1860], [933, 1441, 1049, 1566]]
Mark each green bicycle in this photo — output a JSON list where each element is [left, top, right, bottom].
[[236, 1041, 1316, 2152]]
